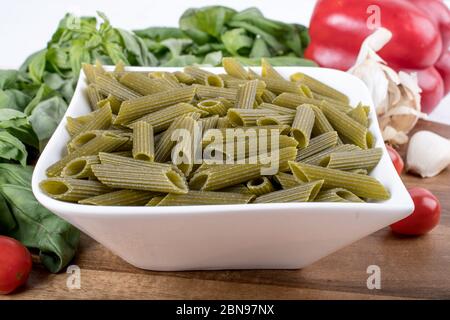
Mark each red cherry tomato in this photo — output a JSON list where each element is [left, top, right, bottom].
[[0, 236, 32, 294], [390, 188, 441, 236], [385, 144, 404, 175]]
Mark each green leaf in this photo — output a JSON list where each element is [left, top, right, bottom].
[[0, 109, 39, 148], [28, 49, 48, 83], [103, 41, 129, 65], [0, 70, 19, 90], [24, 84, 56, 115], [19, 49, 47, 74], [162, 55, 200, 67], [201, 51, 223, 66], [0, 183, 80, 273], [0, 131, 28, 166], [0, 163, 33, 187], [134, 27, 187, 41], [0, 89, 32, 111], [249, 36, 271, 58], [160, 38, 193, 57], [69, 39, 91, 77], [116, 28, 158, 66], [28, 96, 67, 148], [179, 6, 236, 44], [221, 28, 253, 56]]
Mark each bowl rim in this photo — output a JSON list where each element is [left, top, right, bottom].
[[31, 65, 414, 216]]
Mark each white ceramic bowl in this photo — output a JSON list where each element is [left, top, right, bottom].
[[32, 66, 414, 271]]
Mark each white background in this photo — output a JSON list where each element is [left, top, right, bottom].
[[1, 0, 448, 124]]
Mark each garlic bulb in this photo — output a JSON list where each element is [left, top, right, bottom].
[[406, 131, 450, 178], [348, 28, 426, 145]]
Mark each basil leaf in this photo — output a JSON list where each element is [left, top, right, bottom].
[[69, 39, 91, 77], [0, 163, 33, 187], [28, 49, 47, 83], [19, 49, 47, 74], [28, 96, 67, 148], [0, 89, 32, 111], [0, 70, 19, 90], [160, 38, 193, 57], [201, 51, 223, 66], [0, 183, 80, 273], [0, 131, 28, 166], [221, 28, 253, 56], [24, 84, 56, 115], [250, 37, 271, 58], [162, 55, 200, 67], [0, 109, 39, 148], [134, 27, 187, 41]]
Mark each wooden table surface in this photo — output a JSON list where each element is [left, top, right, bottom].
[[3, 120, 450, 300]]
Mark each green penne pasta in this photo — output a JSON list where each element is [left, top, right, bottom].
[[218, 184, 252, 194], [261, 58, 284, 79], [319, 148, 383, 171], [61, 155, 100, 179], [95, 73, 141, 101], [261, 77, 304, 95], [301, 144, 361, 165], [194, 85, 238, 101], [146, 196, 164, 206], [347, 105, 369, 127], [71, 104, 113, 138], [79, 189, 156, 206], [273, 92, 352, 113], [257, 103, 296, 115], [205, 74, 225, 87], [216, 116, 233, 129], [46, 132, 128, 177], [273, 172, 301, 189], [202, 126, 291, 146], [119, 72, 171, 95], [253, 180, 324, 203], [92, 163, 188, 194], [256, 114, 295, 126], [315, 188, 364, 203], [234, 80, 259, 109], [319, 101, 374, 149], [199, 115, 219, 133], [174, 71, 196, 85], [156, 190, 255, 206], [290, 104, 315, 147], [189, 147, 297, 191], [300, 85, 314, 98], [227, 108, 278, 127], [132, 121, 155, 161], [98, 152, 171, 168], [290, 72, 349, 104], [129, 103, 202, 133], [289, 162, 390, 200], [184, 66, 215, 85], [309, 104, 338, 137], [171, 115, 198, 176], [246, 177, 275, 196], [66, 117, 85, 137], [197, 100, 228, 116], [223, 79, 266, 96], [114, 87, 196, 125], [349, 168, 369, 175], [222, 57, 249, 80], [40, 178, 111, 202], [82, 63, 97, 84], [86, 84, 103, 110], [296, 132, 338, 161], [97, 94, 121, 114], [261, 89, 277, 103]]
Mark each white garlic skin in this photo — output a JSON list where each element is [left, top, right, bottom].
[[406, 131, 450, 178]]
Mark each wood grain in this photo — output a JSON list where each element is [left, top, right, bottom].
[[2, 120, 449, 300]]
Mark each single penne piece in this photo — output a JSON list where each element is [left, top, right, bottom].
[[261, 89, 277, 103], [194, 85, 238, 101], [300, 85, 314, 98], [223, 79, 266, 97], [91, 163, 188, 194], [199, 115, 219, 133], [205, 74, 225, 88], [95, 73, 141, 101], [227, 108, 278, 127], [129, 103, 201, 133], [114, 86, 196, 125], [132, 121, 155, 161], [309, 104, 336, 135], [319, 101, 374, 149], [66, 117, 85, 137], [86, 84, 103, 110], [98, 152, 171, 169], [273, 93, 352, 113], [202, 125, 291, 145], [61, 155, 100, 179], [218, 184, 252, 194], [296, 131, 338, 162], [261, 58, 284, 79], [315, 188, 364, 203], [273, 172, 301, 189], [289, 162, 390, 200], [302, 144, 361, 165], [189, 147, 297, 191], [40, 178, 111, 202], [184, 66, 219, 85], [290, 104, 315, 147], [246, 177, 275, 196], [222, 57, 249, 80], [253, 180, 324, 203], [156, 190, 255, 206], [261, 77, 304, 95], [46, 133, 128, 177], [82, 63, 97, 84], [171, 115, 198, 176], [256, 114, 295, 126], [119, 72, 171, 95], [257, 103, 296, 115], [234, 80, 259, 109], [97, 94, 121, 114], [216, 116, 233, 129], [79, 189, 156, 206], [146, 196, 164, 206], [197, 100, 228, 116], [347, 105, 369, 127], [319, 148, 383, 171], [174, 71, 196, 85], [71, 104, 113, 138], [290, 72, 349, 104]]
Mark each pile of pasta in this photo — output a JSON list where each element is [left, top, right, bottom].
[[40, 58, 390, 206]]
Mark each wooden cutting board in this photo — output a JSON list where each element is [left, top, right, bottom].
[[2, 120, 450, 300]]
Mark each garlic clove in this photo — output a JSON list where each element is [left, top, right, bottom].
[[406, 130, 450, 178]]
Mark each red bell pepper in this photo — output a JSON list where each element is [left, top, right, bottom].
[[305, 0, 449, 113]]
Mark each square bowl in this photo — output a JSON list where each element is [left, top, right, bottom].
[[32, 66, 414, 271]]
